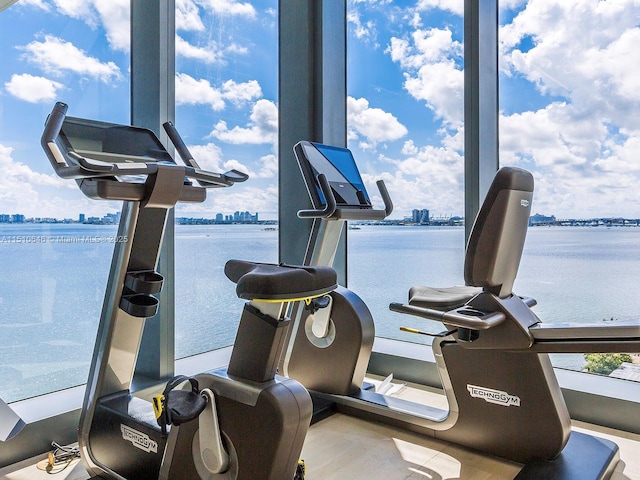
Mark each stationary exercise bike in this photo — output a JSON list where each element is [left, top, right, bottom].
[[41, 103, 335, 480], [281, 141, 640, 479]]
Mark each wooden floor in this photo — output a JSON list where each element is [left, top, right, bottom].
[[1, 413, 639, 480], [2, 378, 639, 479], [302, 413, 640, 480]]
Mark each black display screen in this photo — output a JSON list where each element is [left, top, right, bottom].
[[298, 142, 371, 208]]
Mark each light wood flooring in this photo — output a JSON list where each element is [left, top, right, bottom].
[[1, 414, 638, 480], [2, 379, 639, 479]]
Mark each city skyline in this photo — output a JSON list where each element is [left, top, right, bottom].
[[3, 209, 640, 227], [0, 1, 639, 221]]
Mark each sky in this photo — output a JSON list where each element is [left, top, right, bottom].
[[0, 0, 639, 220]]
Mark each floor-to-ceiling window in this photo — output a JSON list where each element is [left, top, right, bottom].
[[499, 0, 640, 381], [173, 0, 278, 358], [0, 0, 130, 402], [346, 0, 466, 344]]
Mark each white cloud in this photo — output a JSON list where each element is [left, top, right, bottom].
[[175, 74, 262, 111], [347, 96, 408, 149], [51, 0, 130, 52], [499, 0, 528, 11], [176, 35, 220, 63], [52, 0, 94, 21], [186, 143, 225, 172], [347, 9, 377, 44], [176, 0, 205, 32], [224, 43, 249, 55], [91, 0, 130, 52], [179, 142, 252, 181], [367, 137, 464, 217], [0, 143, 82, 217], [19, 35, 122, 83], [221, 80, 262, 106], [499, 101, 640, 217], [210, 99, 277, 145], [498, 0, 640, 217], [256, 154, 277, 178], [500, 0, 640, 109], [4, 74, 64, 103], [175, 73, 225, 110], [18, 0, 50, 10], [387, 28, 463, 126], [196, 0, 256, 18], [500, 103, 605, 168], [415, 0, 463, 16]]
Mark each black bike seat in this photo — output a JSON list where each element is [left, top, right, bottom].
[[224, 260, 337, 301]]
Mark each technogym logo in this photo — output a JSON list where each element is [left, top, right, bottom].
[[121, 424, 158, 454], [467, 384, 521, 407]]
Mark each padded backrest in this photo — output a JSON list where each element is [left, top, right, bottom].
[[464, 167, 534, 298]]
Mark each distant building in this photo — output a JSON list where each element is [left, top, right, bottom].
[[103, 212, 120, 224], [233, 211, 258, 222], [215, 213, 223, 222], [0, 214, 10, 223], [529, 213, 556, 226], [11, 214, 25, 223], [412, 209, 429, 224], [79, 213, 85, 223]]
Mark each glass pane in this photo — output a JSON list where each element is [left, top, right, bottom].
[[499, 1, 640, 379], [174, 0, 278, 358], [347, 0, 465, 344], [0, 2, 130, 402]]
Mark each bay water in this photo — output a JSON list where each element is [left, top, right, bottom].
[[1, 223, 639, 402]]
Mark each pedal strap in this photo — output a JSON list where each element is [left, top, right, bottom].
[[294, 459, 306, 479], [153, 375, 207, 436]]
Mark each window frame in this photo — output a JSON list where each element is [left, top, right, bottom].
[[2, 0, 640, 469]]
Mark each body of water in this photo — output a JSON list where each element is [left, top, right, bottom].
[[1, 223, 639, 402]]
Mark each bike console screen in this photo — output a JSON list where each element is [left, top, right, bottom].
[[59, 117, 174, 164], [297, 141, 371, 209]]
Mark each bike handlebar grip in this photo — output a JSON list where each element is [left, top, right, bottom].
[[376, 179, 393, 217], [297, 174, 337, 219], [41, 102, 68, 145], [163, 121, 198, 169]]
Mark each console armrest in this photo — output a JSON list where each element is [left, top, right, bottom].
[[390, 302, 506, 331]]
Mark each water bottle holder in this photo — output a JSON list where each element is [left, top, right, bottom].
[[119, 293, 159, 318], [124, 270, 164, 295]]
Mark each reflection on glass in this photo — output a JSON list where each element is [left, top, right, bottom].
[[499, 1, 640, 380], [346, 1, 465, 344], [0, 2, 130, 402], [173, 0, 278, 358]]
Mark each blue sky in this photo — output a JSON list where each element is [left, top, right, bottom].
[[0, 0, 639, 220]]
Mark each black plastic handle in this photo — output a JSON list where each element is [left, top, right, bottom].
[[376, 180, 393, 217], [163, 121, 198, 169], [164, 121, 249, 186], [41, 101, 67, 145], [297, 174, 337, 218], [389, 302, 506, 331], [223, 169, 249, 183]]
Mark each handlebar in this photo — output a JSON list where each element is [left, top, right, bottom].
[[41, 102, 248, 188], [297, 174, 393, 221], [41, 101, 67, 148], [297, 174, 337, 218], [162, 121, 248, 187], [163, 121, 197, 169], [389, 302, 507, 331], [376, 179, 393, 217]]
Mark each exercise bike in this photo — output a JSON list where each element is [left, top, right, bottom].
[[280, 140, 640, 479], [41, 103, 334, 479]]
